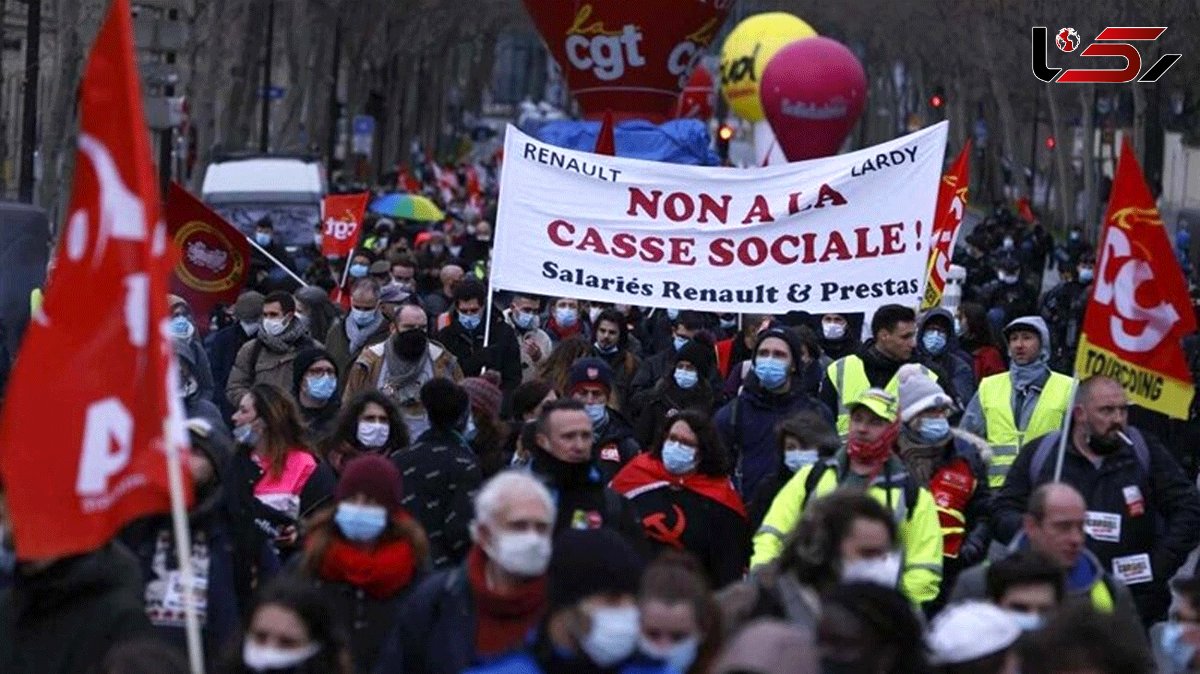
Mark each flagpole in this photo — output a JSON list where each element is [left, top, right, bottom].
[[483, 274, 496, 348], [244, 235, 309, 288], [1052, 376, 1080, 482], [163, 418, 205, 674]]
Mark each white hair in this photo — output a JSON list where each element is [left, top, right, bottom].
[[470, 470, 556, 542]]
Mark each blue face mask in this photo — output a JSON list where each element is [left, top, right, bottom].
[[349, 263, 369, 279], [1161, 622, 1198, 672], [915, 417, 951, 443], [350, 308, 378, 327], [673, 335, 689, 352], [305, 374, 336, 401], [514, 311, 537, 330], [666, 308, 680, 321], [464, 413, 478, 440], [661, 440, 698, 475], [784, 448, 819, 472], [922, 330, 948, 355], [585, 402, 607, 426], [169, 315, 193, 339], [233, 422, 259, 446], [719, 317, 736, 330], [673, 367, 698, 390], [754, 358, 789, 389], [255, 232, 272, 247], [1078, 267, 1094, 283], [555, 307, 578, 327], [335, 503, 388, 542], [459, 312, 482, 331]]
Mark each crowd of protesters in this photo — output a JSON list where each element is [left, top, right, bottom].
[[4, 160, 1200, 674]]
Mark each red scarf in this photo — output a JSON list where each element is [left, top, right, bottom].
[[546, 317, 582, 341], [466, 545, 547, 657], [610, 453, 747, 519], [318, 537, 416, 599]]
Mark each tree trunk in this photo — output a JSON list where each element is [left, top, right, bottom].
[[1078, 85, 1098, 231], [1044, 83, 1075, 229]]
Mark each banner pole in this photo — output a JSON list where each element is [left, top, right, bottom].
[[1052, 376, 1080, 483], [483, 275, 497, 348], [244, 235, 309, 288], [163, 418, 205, 674]]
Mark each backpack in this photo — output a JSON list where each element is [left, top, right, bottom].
[[800, 460, 919, 521]]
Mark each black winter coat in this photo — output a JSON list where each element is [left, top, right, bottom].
[[436, 317, 522, 397], [0, 543, 155, 674], [391, 429, 483, 569], [371, 564, 476, 674], [994, 427, 1200, 623], [529, 451, 647, 551], [592, 409, 642, 484], [630, 378, 716, 449]]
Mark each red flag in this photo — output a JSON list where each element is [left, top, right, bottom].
[[1075, 139, 1197, 418], [0, 0, 191, 559], [321, 192, 369, 258], [594, 110, 616, 156], [921, 141, 971, 310], [166, 182, 250, 336]]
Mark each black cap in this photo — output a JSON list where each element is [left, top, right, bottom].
[[548, 529, 643, 610]]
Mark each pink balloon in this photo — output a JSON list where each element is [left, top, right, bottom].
[[760, 37, 867, 161]]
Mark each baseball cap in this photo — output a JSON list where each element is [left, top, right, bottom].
[[848, 388, 898, 423]]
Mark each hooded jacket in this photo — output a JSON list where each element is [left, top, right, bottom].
[[226, 318, 321, 406], [916, 308, 977, 407], [715, 369, 833, 501], [0, 543, 155, 674], [291, 347, 342, 443]]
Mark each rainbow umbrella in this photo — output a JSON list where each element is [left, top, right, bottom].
[[369, 193, 445, 222]]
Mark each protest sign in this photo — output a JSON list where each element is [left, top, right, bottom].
[[492, 122, 948, 314]]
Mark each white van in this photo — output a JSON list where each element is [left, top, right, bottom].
[[201, 154, 327, 251]]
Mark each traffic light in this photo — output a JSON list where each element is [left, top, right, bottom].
[[1045, 135, 1057, 150], [929, 86, 945, 110], [716, 122, 734, 163]]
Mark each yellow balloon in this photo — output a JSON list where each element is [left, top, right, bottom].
[[720, 13, 817, 122]]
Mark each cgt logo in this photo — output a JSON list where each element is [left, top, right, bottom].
[[1032, 26, 1181, 83]]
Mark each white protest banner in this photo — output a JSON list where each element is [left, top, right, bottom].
[[492, 122, 948, 314]]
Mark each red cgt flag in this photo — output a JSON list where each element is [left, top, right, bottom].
[[920, 141, 971, 310], [1074, 139, 1197, 418], [321, 192, 370, 258], [0, 0, 191, 559], [167, 182, 250, 336]]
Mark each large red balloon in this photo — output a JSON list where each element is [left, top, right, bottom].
[[674, 64, 714, 120], [522, 0, 731, 122], [759, 37, 867, 161]]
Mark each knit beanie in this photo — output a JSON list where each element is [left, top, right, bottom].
[[336, 455, 403, 513], [548, 529, 643, 610], [461, 374, 503, 420], [676, 340, 715, 380], [233, 291, 265, 322], [897, 363, 953, 422], [291, 347, 339, 397]]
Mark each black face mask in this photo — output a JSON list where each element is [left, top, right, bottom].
[[1088, 430, 1127, 455], [393, 330, 428, 360]]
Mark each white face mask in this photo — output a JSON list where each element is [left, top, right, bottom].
[[262, 317, 288, 336], [639, 634, 700, 673], [357, 420, 390, 448], [580, 605, 640, 667], [241, 320, 260, 336], [487, 530, 552, 577], [822, 321, 846, 340], [841, 552, 902, 588], [242, 640, 320, 672], [784, 448, 820, 472]]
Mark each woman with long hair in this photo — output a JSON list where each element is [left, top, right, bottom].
[[630, 338, 718, 448], [321, 391, 411, 475], [636, 552, 724, 674], [610, 410, 750, 587], [221, 577, 355, 674], [297, 455, 428, 672], [226, 384, 336, 605], [536, 335, 592, 395]]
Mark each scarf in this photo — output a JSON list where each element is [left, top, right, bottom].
[[382, 338, 433, 401], [847, 421, 901, 473], [346, 312, 384, 355], [257, 317, 310, 354], [1010, 359, 1051, 393], [610, 453, 746, 518], [545, 317, 582, 341], [317, 536, 416, 599], [896, 430, 947, 487], [467, 545, 547, 657]]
